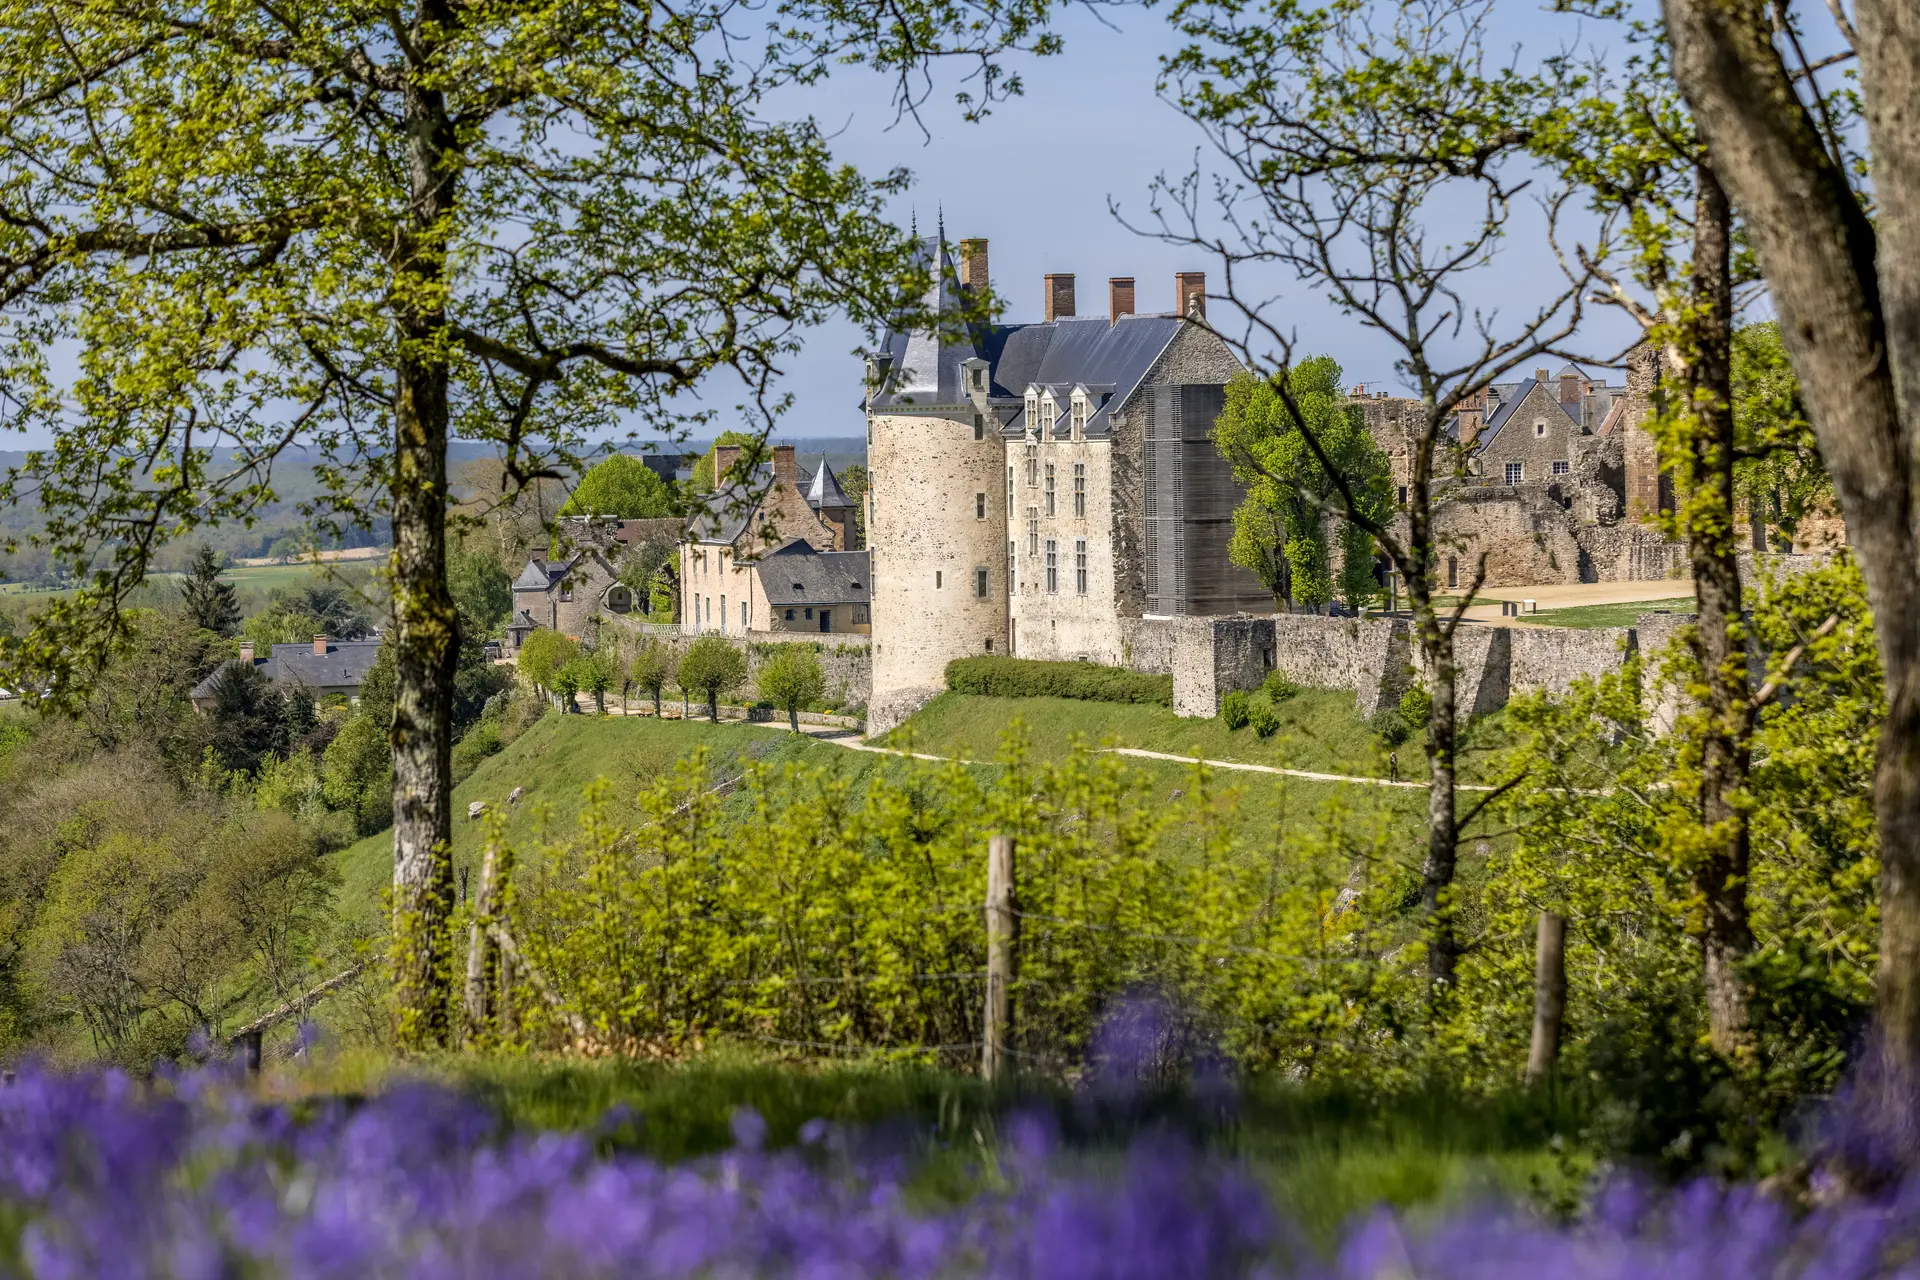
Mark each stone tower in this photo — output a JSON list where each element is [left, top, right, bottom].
[[866, 232, 1009, 732]]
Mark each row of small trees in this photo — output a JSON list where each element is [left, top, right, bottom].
[[516, 632, 829, 730]]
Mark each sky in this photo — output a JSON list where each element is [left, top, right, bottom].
[[693, 0, 1663, 449]]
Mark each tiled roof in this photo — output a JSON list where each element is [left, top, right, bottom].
[[190, 639, 382, 699], [803, 458, 851, 509], [756, 545, 871, 606]]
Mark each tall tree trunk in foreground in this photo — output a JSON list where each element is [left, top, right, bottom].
[[389, 27, 464, 1050], [1662, 0, 1920, 1081], [1676, 166, 1754, 1052]]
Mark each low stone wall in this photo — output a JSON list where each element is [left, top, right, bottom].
[[1119, 616, 1178, 675], [1270, 614, 1410, 718], [602, 618, 874, 716]]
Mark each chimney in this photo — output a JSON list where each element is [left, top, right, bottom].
[[959, 239, 989, 295], [1534, 367, 1549, 383], [238, 641, 254, 665], [773, 443, 798, 487], [313, 634, 329, 656], [713, 444, 742, 486], [1560, 372, 1579, 405], [1108, 277, 1136, 325], [1044, 273, 1076, 322], [1175, 271, 1206, 319]]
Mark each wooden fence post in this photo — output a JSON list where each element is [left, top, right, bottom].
[[240, 1028, 263, 1074], [464, 843, 505, 1047], [983, 834, 1017, 1082], [1526, 911, 1567, 1085]]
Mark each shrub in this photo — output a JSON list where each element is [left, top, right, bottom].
[[679, 635, 748, 721], [1221, 690, 1252, 729], [944, 656, 1173, 706], [1251, 701, 1281, 738], [1399, 685, 1433, 727], [756, 645, 826, 731], [1369, 706, 1411, 747], [1262, 670, 1299, 702]]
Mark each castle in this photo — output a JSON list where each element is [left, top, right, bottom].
[[864, 232, 1267, 730]]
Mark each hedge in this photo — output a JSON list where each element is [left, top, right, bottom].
[[943, 656, 1173, 706]]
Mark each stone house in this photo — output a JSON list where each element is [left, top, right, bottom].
[[864, 230, 1268, 729], [505, 515, 678, 653], [679, 444, 866, 636], [190, 635, 383, 710]]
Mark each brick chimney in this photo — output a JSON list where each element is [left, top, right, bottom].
[[712, 443, 742, 486], [313, 634, 329, 656], [1108, 277, 1135, 325], [959, 239, 989, 295], [773, 443, 798, 488], [238, 640, 254, 665], [1175, 271, 1206, 319], [1560, 372, 1580, 405], [1044, 273, 1076, 322]]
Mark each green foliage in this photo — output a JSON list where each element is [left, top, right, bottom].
[[756, 646, 826, 730], [1730, 321, 1834, 549], [944, 657, 1174, 706], [678, 635, 749, 720], [1263, 671, 1300, 703], [1251, 701, 1281, 738], [1369, 706, 1412, 748], [552, 658, 586, 712], [517, 631, 579, 694], [1213, 359, 1392, 611], [560, 456, 676, 520], [205, 662, 287, 775], [1399, 686, 1433, 728], [690, 432, 767, 493], [449, 545, 514, 637], [178, 546, 240, 637], [1221, 690, 1253, 730], [322, 714, 393, 837]]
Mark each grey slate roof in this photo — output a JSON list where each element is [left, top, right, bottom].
[[803, 458, 851, 509], [513, 558, 563, 591], [1475, 378, 1580, 452], [756, 545, 870, 607], [686, 464, 775, 545], [868, 234, 1187, 436], [191, 639, 383, 699]]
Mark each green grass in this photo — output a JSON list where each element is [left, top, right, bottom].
[[1530, 596, 1695, 630], [1, 561, 377, 599], [279, 1050, 1583, 1242]]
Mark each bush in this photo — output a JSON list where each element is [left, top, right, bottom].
[[1399, 685, 1433, 727], [1369, 706, 1412, 747], [679, 635, 749, 720], [1221, 690, 1252, 729], [1262, 670, 1299, 702], [756, 645, 826, 731], [1251, 701, 1281, 738], [944, 656, 1173, 706]]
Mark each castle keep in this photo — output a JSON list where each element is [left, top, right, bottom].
[[864, 231, 1266, 730]]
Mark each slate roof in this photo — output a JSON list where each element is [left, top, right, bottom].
[[756, 545, 871, 607], [803, 458, 851, 509], [686, 463, 775, 545], [868, 234, 1189, 438], [190, 639, 383, 700], [1475, 378, 1581, 453], [513, 558, 566, 591]]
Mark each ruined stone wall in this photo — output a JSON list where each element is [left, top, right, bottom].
[[1508, 627, 1636, 698], [1119, 615, 1177, 674], [1172, 615, 1276, 718]]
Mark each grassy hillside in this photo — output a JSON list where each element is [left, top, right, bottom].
[[878, 690, 1511, 785], [331, 705, 1442, 920]]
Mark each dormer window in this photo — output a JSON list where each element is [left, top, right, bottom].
[[1071, 393, 1088, 440], [1039, 395, 1057, 438], [1025, 394, 1039, 437]]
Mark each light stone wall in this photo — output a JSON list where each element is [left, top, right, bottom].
[[1007, 439, 1122, 663], [868, 409, 1009, 733], [679, 544, 768, 637]]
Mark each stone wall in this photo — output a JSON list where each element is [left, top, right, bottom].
[[1508, 627, 1636, 698], [602, 617, 874, 716], [1118, 615, 1177, 674], [1171, 615, 1275, 718], [1268, 614, 1410, 718]]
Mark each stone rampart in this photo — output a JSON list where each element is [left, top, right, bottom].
[[1508, 627, 1635, 698]]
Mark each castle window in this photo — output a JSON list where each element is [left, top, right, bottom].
[[973, 414, 985, 440], [1044, 539, 1058, 594], [805, 607, 813, 620], [935, 570, 943, 589], [1071, 395, 1088, 440], [975, 492, 987, 520], [1398, 485, 1407, 504], [974, 566, 989, 598], [1025, 394, 1038, 433], [1025, 444, 1038, 487], [1075, 539, 1088, 595], [1073, 463, 1086, 516], [1552, 460, 1570, 476], [1044, 463, 1056, 516], [1008, 539, 1016, 590], [1040, 396, 1056, 436], [854, 604, 870, 623], [1504, 462, 1523, 485], [1007, 465, 1014, 509], [1027, 510, 1039, 557], [785, 609, 795, 622], [1534, 420, 1547, 437]]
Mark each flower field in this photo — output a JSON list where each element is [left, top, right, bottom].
[[2, 1061, 1918, 1279]]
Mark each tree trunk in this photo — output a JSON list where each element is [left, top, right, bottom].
[[653, 688, 662, 717], [1676, 165, 1754, 1053], [1663, 0, 1920, 1077], [1419, 613, 1460, 988], [788, 702, 800, 732], [389, 30, 463, 1051], [708, 689, 718, 721]]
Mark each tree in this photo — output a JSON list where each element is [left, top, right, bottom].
[[757, 645, 826, 731], [1213, 360, 1391, 614], [552, 657, 585, 714], [1730, 322, 1832, 551], [839, 462, 871, 542], [0, 0, 1072, 1049], [177, 547, 240, 637], [204, 662, 287, 776], [1655, 0, 1920, 1084], [578, 647, 618, 715], [449, 544, 513, 637], [1151, 0, 1595, 987], [516, 630, 577, 701], [559, 456, 675, 520], [679, 635, 747, 722], [631, 641, 679, 718]]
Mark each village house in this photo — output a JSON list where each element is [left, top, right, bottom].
[[190, 635, 383, 711], [679, 444, 870, 636], [505, 514, 680, 653]]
